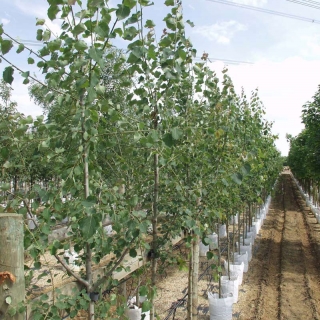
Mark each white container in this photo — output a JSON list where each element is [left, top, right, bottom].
[[208, 292, 233, 320], [234, 252, 248, 272], [221, 275, 239, 303], [200, 242, 209, 257], [229, 214, 238, 225], [125, 306, 150, 320], [224, 261, 244, 285], [239, 236, 253, 246], [208, 233, 218, 250], [237, 242, 252, 261], [104, 225, 113, 235], [219, 224, 227, 238]]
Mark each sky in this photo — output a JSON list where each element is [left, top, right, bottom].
[[1, 0, 320, 155]]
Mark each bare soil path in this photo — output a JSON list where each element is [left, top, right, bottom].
[[156, 171, 320, 320], [233, 172, 320, 320]]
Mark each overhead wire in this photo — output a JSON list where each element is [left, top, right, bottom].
[[286, 0, 320, 10], [206, 0, 320, 24], [194, 56, 253, 65]]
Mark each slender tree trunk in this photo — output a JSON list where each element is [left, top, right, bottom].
[[191, 232, 200, 319], [187, 236, 193, 320], [218, 220, 221, 298], [150, 152, 159, 320], [81, 105, 94, 320], [226, 219, 230, 279]]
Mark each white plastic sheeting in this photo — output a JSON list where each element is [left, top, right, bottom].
[[125, 306, 150, 320], [234, 252, 248, 272], [224, 261, 244, 285], [208, 233, 218, 250], [208, 292, 233, 320], [219, 224, 227, 238], [199, 242, 209, 257], [221, 275, 239, 303]]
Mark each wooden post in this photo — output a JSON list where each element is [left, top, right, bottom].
[[0, 213, 25, 320]]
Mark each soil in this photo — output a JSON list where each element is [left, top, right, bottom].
[[155, 171, 320, 320]]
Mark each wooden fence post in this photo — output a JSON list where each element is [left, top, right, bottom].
[[0, 213, 25, 320]]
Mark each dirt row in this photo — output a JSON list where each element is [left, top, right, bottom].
[[155, 172, 320, 320]]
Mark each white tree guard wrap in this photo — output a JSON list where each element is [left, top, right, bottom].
[[221, 275, 239, 303], [208, 292, 233, 320]]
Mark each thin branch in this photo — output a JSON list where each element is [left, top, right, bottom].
[[54, 253, 89, 287], [92, 247, 130, 291], [0, 55, 67, 96], [3, 32, 47, 63]]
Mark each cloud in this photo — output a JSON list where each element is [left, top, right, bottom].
[[1, 18, 10, 25], [13, 0, 62, 36], [193, 20, 247, 44], [208, 57, 320, 155]]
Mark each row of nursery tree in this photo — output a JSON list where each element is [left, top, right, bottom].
[[0, 0, 282, 319], [287, 85, 320, 206]]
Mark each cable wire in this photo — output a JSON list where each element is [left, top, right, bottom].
[[286, 0, 320, 10], [206, 0, 320, 24], [194, 56, 253, 65]]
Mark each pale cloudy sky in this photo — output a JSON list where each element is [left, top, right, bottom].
[[1, 0, 320, 155]]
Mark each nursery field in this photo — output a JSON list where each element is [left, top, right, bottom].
[[152, 171, 320, 320]]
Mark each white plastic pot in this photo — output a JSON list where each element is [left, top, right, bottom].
[[104, 225, 113, 235], [125, 306, 150, 320], [229, 214, 238, 225], [221, 275, 239, 303], [239, 236, 253, 246], [237, 242, 252, 261], [208, 233, 218, 250], [219, 224, 227, 238], [208, 292, 233, 320], [234, 252, 248, 272], [224, 261, 244, 285], [199, 242, 209, 257]]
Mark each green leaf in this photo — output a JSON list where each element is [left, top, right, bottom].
[[74, 40, 88, 51], [48, 5, 60, 21], [171, 127, 183, 140], [145, 19, 155, 28], [124, 0, 137, 9], [73, 23, 86, 36], [164, 0, 174, 5], [141, 300, 152, 313], [231, 173, 242, 185], [43, 30, 51, 41], [36, 18, 46, 26], [116, 5, 131, 20], [79, 216, 99, 238], [16, 43, 25, 53], [48, 39, 62, 51], [0, 25, 3, 35], [3, 66, 14, 84], [5, 296, 12, 305], [28, 57, 35, 64], [129, 248, 137, 258], [36, 29, 43, 41], [163, 133, 174, 147], [1, 39, 13, 55], [139, 286, 148, 297], [123, 26, 138, 41], [186, 20, 195, 27], [125, 12, 140, 25]]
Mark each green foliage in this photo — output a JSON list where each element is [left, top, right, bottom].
[[0, 0, 282, 318]]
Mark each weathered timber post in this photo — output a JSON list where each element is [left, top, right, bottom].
[[0, 213, 25, 320]]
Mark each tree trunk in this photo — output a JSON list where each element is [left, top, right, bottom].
[[191, 233, 200, 319], [150, 152, 159, 320], [187, 237, 193, 320], [0, 213, 25, 320]]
